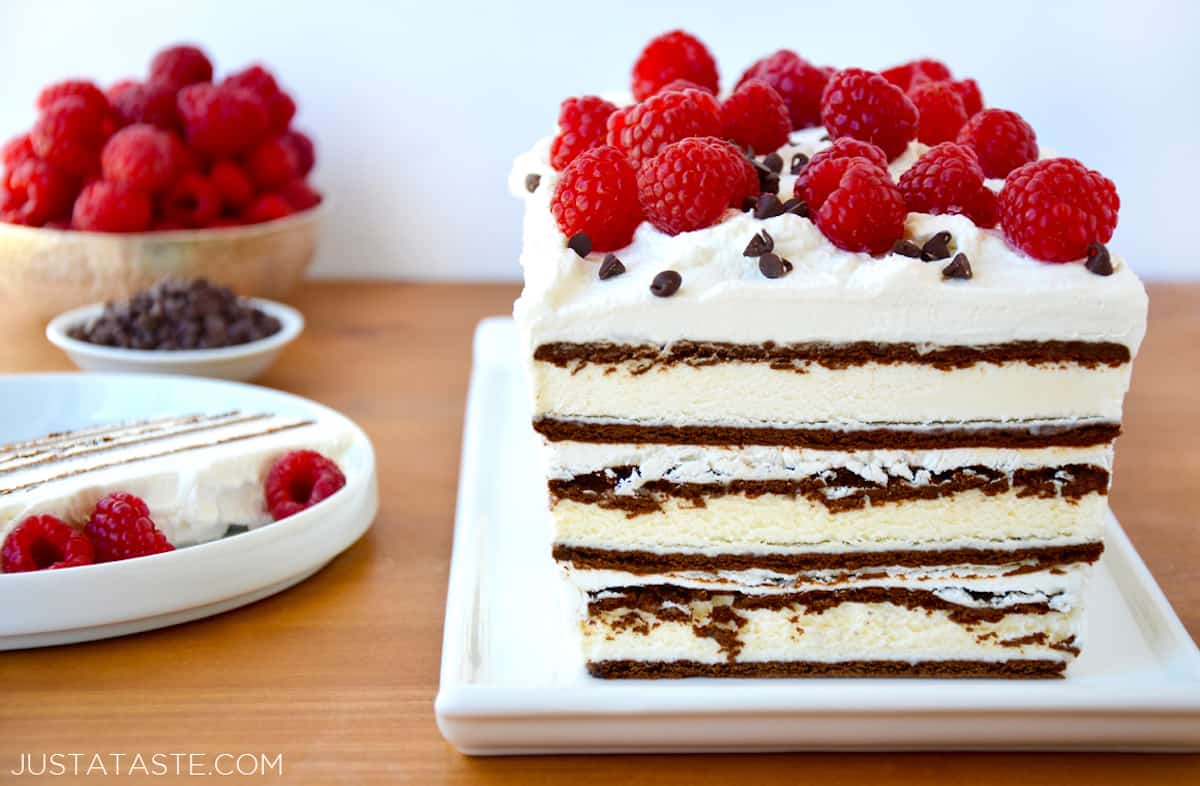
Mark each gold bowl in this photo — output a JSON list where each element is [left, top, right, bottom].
[[0, 204, 323, 325]]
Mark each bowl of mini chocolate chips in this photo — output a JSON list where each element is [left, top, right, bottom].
[[46, 278, 304, 382]]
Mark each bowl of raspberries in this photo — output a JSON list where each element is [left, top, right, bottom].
[[0, 43, 323, 324]]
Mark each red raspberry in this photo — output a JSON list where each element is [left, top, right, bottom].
[[72, 181, 151, 232], [720, 79, 791, 154], [162, 173, 222, 227], [898, 142, 996, 227], [998, 157, 1119, 262], [655, 78, 711, 95], [881, 59, 952, 92], [279, 178, 322, 211], [242, 193, 293, 224], [956, 108, 1037, 178], [737, 50, 830, 130], [265, 450, 347, 521], [793, 138, 888, 206], [908, 81, 967, 145], [952, 78, 983, 117], [224, 65, 295, 134], [208, 216, 243, 228], [820, 68, 918, 161], [631, 30, 719, 101], [209, 159, 255, 211], [550, 144, 642, 250], [2, 515, 94, 572], [85, 492, 173, 562], [36, 80, 109, 118], [244, 137, 298, 190], [606, 89, 721, 167], [1, 159, 77, 225], [550, 96, 618, 171], [2, 133, 35, 171], [964, 185, 998, 229], [108, 80, 180, 131], [177, 83, 270, 158], [101, 124, 179, 193], [149, 44, 213, 88], [637, 137, 748, 235], [32, 96, 108, 176], [810, 157, 907, 254], [280, 130, 315, 176]]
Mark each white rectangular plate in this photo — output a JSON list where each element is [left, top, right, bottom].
[[435, 318, 1200, 754]]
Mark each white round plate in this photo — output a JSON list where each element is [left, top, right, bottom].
[[0, 373, 378, 650], [45, 298, 304, 382]]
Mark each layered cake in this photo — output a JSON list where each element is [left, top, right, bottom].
[[512, 32, 1147, 678]]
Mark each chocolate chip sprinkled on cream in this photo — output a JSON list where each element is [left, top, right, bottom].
[[650, 270, 682, 297], [758, 252, 790, 279], [762, 152, 783, 173], [760, 171, 780, 195], [753, 193, 785, 220], [598, 254, 626, 280], [921, 231, 953, 262], [567, 232, 592, 258], [781, 198, 808, 218], [740, 195, 757, 212], [524, 173, 541, 193], [942, 253, 973, 280], [1085, 242, 1114, 276], [892, 239, 923, 258], [790, 153, 809, 174], [743, 229, 774, 257]]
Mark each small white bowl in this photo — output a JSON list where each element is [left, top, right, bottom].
[[46, 298, 304, 382]]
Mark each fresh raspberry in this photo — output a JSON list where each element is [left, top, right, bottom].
[[956, 108, 1037, 179], [100, 124, 179, 193], [630, 30, 719, 101], [550, 96, 618, 171], [793, 137, 889, 206], [550, 144, 642, 250], [36, 80, 109, 119], [907, 81, 968, 145], [606, 89, 721, 167], [162, 173, 221, 227], [108, 80, 180, 131], [207, 216, 243, 228], [881, 59, 952, 92], [279, 130, 315, 177], [964, 185, 998, 228], [279, 178, 322, 211], [31, 96, 108, 176], [2, 133, 35, 171], [208, 159, 255, 211], [224, 65, 295, 134], [655, 78, 711, 95], [244, 137, 298, 190], [724, 141, 761, 206], [177, 83, 270, 158], [149, 44, 213, 88], [720, 79, 791, 154], [84, 492, 173, 562], [265, 450, 347, 521], [810, 157, 907, 253], [898, 142, 996, 227], [71, 181, 152, 232], [242, 193, 293, 224], [2, 515, 94, 572], [737, 50, 830, 130], [820, 68, 918, 161], [637, 137, 748, 235], [952, 78, 983, 117], [1, 159, 77, 225], [998, 157, 1119, 262]]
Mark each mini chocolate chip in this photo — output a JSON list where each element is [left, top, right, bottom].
[[790, 153, 809, 174], [524, 173, 541, 193], [921, 230, 953, 261], [819, 134, 831, 142], [598, 254, 626, 280], [942, 253, 973, 280], [743, 229, 775, 257], [740, 195, 758, 212], [567, 232, 592, 258], [650, 270, 682, 297], [760, 171, 781, 194], [753, 193, 785, 220], [762, 152, 783, 173], [780, 198, 809, 218], [759, 252, 789, 279], [891, 239, 923, 258], [1085, 242, 1113, 276], [781, 257, 794, 272]]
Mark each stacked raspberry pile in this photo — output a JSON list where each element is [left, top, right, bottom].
[[0, 44, 320, 233], [547, 30, 1118, 264]]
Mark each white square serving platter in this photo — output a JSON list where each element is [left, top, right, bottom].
[[435, 317, 1200, 755]]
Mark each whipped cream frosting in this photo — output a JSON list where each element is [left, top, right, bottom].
[[511, 128, 1148, 351]]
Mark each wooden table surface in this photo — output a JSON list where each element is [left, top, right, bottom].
[[0, 281, 1197, 784]]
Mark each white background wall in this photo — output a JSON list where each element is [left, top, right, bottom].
[[1, 0, 1196, 280]]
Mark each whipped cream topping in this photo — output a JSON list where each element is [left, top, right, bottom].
[[511, 128, 1148, 351]]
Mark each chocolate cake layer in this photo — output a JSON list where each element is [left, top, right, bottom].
[[534, 339, 1131, 372], [533, 418, 1120, 449], [587, 659, 1067, 679], [553, 542, 1105, 574], [550, 463, 1109, 515]]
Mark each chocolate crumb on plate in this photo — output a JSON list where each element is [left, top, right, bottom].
[[524, 173, 541, 193], [892, 239, 923, 258], [743, 229, 774, 257], [1085, 242, 1114, 276], [942, 253, 973, 280], [598, 254, 626, 280], [650, 270, 682, 297], [921, 231, 953, 261], [759, 253, 790, 279], [762, 152, 783, 173], [567, 232, 592, 258], [753, 194, 785, 220], [790, 153, 809, 174]]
